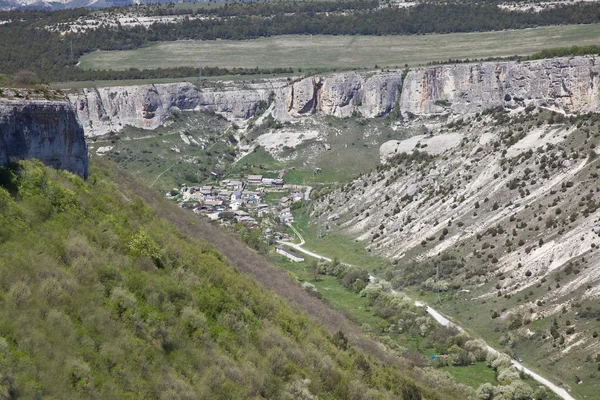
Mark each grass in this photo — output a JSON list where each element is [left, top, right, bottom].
[[408, 278, 596, 399], [80, 24, 600, 71], [271, 251, 513, 392], [87, 110, 231, 193], [50, 72, 297, 91], [290, 206, 388, 270], [440, 362, 498, 388], [237, 116, 401, 186], [271, 254, 384, 328]]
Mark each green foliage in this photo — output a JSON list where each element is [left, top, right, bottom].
[[0, 160, 439, 399], [3, 2, 600, 82]]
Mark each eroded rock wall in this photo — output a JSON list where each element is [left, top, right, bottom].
[[0, 98, 88, 179], [71, 56, 600, 137], [71, 82, 273, 137], [401, 57, 600, 116]]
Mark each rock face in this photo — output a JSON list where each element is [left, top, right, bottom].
[[71, 74, 404, 137], [71, 82, 273, 137], [0, 97, 88, 179], [401, 57, 600, 116], [70, 56, 600, 137]]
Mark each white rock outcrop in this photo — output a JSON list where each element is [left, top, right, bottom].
[[401, 57, 600, 116], [70, 56, 600, 137]]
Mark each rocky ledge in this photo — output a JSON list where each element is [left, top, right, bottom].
[[0, 92, 88, 179]]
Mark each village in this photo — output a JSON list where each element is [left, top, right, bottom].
[[166, 171, 309, 262]]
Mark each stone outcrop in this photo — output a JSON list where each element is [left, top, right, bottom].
[[71, 82, 273, 137], [401, 57, 600, 116], [70, 56, 600, 137], [0, 96, 88, 179], [71, 74, 403, 137]]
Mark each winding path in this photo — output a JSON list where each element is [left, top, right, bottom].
[[278, 226, 577, 400]]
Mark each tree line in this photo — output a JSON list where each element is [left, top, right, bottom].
[[1, 1, 600, 82]]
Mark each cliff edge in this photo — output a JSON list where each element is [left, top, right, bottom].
[[0, 91, 88, 179]]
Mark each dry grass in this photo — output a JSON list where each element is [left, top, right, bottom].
[[80, 24, 600, 71]]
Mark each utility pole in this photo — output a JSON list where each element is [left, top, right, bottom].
[[70, 40, 74, 62], [198, 63, 202, 82]]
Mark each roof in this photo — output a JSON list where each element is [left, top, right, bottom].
[[277, 247, 303, 259], [248, 175, 263, 180]]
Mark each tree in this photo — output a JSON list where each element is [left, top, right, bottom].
[[311, 260, 320, 281], [12, 70, 39, 85], [475, 382, 494, 400]]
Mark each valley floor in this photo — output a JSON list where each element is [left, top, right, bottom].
[[278, 228, 575, 400]]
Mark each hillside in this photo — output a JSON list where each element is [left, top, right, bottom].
[[0, 158, 473, 399], [315, 106, 600, 398]]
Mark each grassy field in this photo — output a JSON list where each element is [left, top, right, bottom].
[[80, 24, 600, 71], [290, 206, 388, 270]]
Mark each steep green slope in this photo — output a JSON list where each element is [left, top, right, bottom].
[[0, 159, 466, 399]]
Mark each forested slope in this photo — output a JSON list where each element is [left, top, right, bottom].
[[0, 159, 466, 399]]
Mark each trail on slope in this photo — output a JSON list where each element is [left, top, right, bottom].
[[149, 162, 177, 188], [278, 229, 577, 400]]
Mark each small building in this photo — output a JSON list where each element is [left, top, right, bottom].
[[226, 180, 244, 191], [199, 185, 214, 196], [276, 247, 304, 262], [248, 175, 263, 185], [203, 199, 223, 211], [231, 191, 242, 202], [279, 207, 294, 223]]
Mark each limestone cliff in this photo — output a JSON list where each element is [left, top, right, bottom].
[[401, 57, 600, 116], [0, 94, 88, 179], [71, 82, 276, 137], [71, 56, 600, 138], [70, 74, 403, 136]]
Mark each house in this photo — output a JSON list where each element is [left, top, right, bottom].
[[199, 185, 213, 196], [231, 191, 241, 202], [272, 179, 284, 187], [279, 207, 294, 223], [291, 191, 303, 203], [276, 247, 304, 262], [279, 196, 290, 207], [244, 190, 260, 202], [203, 199, 223, 211], [261, 178, 274, 186], [248, 175, 263, 185], [226, 180, 244, 191], [238, 216, 258, 227]]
